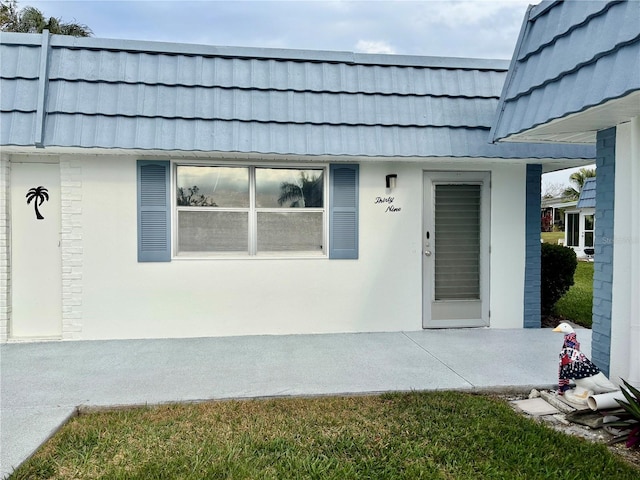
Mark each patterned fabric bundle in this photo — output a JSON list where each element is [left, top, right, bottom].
[[557, 332, 601, 394]]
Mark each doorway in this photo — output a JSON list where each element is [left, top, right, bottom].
[[10, 161, 62, 339], [423, 171, 490, 328]]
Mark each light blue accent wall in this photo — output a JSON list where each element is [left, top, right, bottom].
[[592, 127, 616, 375], [524, 164, 542, 328]]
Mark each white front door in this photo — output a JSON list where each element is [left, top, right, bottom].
[[422, 171, 490, 328], [10, 162, 62, 339]]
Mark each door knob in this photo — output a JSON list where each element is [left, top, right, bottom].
[[424, 250, 432, 256]]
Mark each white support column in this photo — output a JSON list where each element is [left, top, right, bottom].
[[611, 117, 640, 387]]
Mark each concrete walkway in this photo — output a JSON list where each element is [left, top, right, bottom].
[[0, 328, 584, 478]]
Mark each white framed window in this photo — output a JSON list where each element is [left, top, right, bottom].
[[583, 214, 594, 248], [174, 164, 326, 257]]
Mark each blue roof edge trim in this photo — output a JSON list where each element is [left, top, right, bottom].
[[492, 87, 640, 143], [3, 141, 591, 160], [489, 4, 534, 143], [528, 0, 559, 20], [0, 31, 42, 45], [0, 31, 509, 71]]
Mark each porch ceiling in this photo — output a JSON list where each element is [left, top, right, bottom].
[[499, 91, 640, 145]]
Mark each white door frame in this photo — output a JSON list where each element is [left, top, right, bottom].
[[422, 171, 491, 328]]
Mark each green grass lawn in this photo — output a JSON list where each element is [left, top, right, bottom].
[[10, 392, 638, 479], [554, 261, 594, 328], [541, 231, 564, 244]]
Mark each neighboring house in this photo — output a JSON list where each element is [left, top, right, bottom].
[[540, 195, 576, 233], [491, 0, 640, 385], [0, 30, 593, 342], [564, 177, 596, 259]]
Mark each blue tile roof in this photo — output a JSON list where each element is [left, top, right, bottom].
[[577, 177, 597, 209], [491, 0, 640, 143], [1, 31, 593, 159]]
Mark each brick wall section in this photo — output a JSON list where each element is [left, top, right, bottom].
[[0, 156, 10, 341], [524, 164, 542, 328], [592, 127, 616, 375], [60, 159, 83, 339]]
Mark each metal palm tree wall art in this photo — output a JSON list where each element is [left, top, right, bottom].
[[26, 186, 49, 220]]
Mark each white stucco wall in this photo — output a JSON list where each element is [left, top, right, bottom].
[[611, 118, 640, 385], [488, 165, 527, 328], [4, 154, 528, 340]]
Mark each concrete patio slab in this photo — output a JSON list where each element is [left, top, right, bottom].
[[1, 406, 76, 479], [1, 329, 568, 478]]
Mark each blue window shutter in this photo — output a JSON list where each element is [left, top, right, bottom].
[[137, 160, 171, 262], [330, 164, 359, 259]]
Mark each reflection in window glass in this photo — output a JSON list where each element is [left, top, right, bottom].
[[175, 164, 327, 256], [256, 168, 323, 208], [257, 212, 323, 252], [176, 166, 249, 208]]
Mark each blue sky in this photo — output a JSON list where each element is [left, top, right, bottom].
[[23, 0, 589, 188]]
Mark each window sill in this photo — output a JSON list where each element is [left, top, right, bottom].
[[174, 251, 327, 260]]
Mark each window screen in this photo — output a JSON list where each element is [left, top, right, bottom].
[[434, 184, 481, 300]]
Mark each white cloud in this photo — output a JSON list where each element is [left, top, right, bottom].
[[355, 40, 396, 54], [416, 0, 530, 28], [26, 0, 530, 59]]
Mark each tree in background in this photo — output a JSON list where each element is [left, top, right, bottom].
[[277, 171, 323, 208], [562, 167, 596, 200], [542, 181, 566, 199], [1, 0, 92, 36]]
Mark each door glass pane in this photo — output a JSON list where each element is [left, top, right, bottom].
[[434, 185, 480, 300], [178, 211, 248, 253], [567, 213, 579, 246], [257, 212, 323, 252], [584, 232, 594, 248], [176, 166, 249, 207], [256, 168, 324, 208], [584, 215, 594, 231]]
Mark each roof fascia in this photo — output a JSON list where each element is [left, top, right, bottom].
[[0, 31, 41, 45], [529, 0, 562, 21], [44, 32, 508, 70]]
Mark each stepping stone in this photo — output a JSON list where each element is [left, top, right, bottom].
[[511, 397, 560, 416]]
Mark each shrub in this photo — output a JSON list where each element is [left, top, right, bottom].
[[541, 243, 577, 315], [605, 379, 640, 449]]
